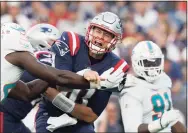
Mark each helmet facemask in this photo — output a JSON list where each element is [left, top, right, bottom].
[[132, 56, 164, 83]]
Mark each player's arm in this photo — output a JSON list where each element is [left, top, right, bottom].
[[171, 121, 186, 133], [5, 51, 98, 89], [8, 79, 49, 101], [44, 87, 98, 123]]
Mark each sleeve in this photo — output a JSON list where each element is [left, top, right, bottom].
[[87, 90, 111, 116], [50, 31, 76, 70], [119, 93, 143, 132], [111, 59, 129, 73]]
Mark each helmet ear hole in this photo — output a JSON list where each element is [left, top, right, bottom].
[[39, 44, 45, 48]]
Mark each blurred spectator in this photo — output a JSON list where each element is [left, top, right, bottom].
[[1, 2, 31, 30], [48, 2, 69, 26], [110, 1, 129, 20], [78, 2, 108, 21], [164, 58, 183, 83], [113, 37, 137, 66], [171, 65, 187, 126], [133, 2, 158, 31], [56, 2, 86, 35], [1, 2, 8, 16], [30, 2, 49, 25], [95, 96, 123, 132]]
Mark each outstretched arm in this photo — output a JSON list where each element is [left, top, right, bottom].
[[6, 51, 93, 89], [8, 80, 98, 123], [44, 87, 98, 123]]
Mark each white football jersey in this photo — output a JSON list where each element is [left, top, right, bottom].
[[120, 73, 173, 132], [1, 23, 34, 101]]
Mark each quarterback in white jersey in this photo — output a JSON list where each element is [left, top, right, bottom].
[[119, 41, 184, 132]]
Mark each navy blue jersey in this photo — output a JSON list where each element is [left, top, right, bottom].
[[38, 31, 129, 118]]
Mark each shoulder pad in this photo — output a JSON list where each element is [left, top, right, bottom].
[[121, 85, 144, 102], [63, 31, 81, 56], [155, 73, 172, 88], [112, 59, 129, 73]]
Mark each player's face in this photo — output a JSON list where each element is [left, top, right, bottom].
[[91, 27, 114, 49]]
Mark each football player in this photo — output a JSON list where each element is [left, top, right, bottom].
[[1, 22, 102, 102], [119, 41, 186, 132], [34, 12, 129, 133]]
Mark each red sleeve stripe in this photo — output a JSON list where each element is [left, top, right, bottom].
[[34, 51, 51, 59], [112, 59, 129, 74], [74, 32, 80, 55], [123, 64, 129, 73], [67, 31, 80, 56], [0, 112, 4, 133]]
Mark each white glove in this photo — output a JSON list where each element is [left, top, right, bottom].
[[46, 114, 77, 132], [148, 109, 181, 132], [99, 62, 127, 89], [160, 110, 181, 128]]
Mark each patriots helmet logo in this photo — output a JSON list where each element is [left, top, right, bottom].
[[40, 27, 52, 33]]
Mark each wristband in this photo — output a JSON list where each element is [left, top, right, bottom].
[[52, 93, 75, 113]]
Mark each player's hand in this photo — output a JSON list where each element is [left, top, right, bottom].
[[83, 70, 102, 85], [160, 110, 181, 129], [77, 69, 102, 87], [99, 62, 127, 89]]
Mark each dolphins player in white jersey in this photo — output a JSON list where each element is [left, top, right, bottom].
[[119, 41, 186, 132], [1, 22, 107, 102]]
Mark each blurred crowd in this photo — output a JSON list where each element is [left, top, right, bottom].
[[1, 1, 187, 132]]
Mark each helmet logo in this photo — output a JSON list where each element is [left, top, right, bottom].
[[116, 20, 122, 30], [146, 41, 153, 53], [40, 27, 52, 33]]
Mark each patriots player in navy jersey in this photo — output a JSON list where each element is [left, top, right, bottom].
[[1, 21, 125, 133], [35, 12, 129, 133]]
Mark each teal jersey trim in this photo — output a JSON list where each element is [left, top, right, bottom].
[[2, 83, 16, 102]]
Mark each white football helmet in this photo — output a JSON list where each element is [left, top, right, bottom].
[[85, 12, 123, 54], [26, 23, 60, 51], [131, 41, 164, 82]]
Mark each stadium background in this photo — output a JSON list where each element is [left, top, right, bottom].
[[1, 1, 187, 132]]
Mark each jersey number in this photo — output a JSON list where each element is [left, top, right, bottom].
[[151, 92, 171, 120], [63, 89, 96, 106]]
